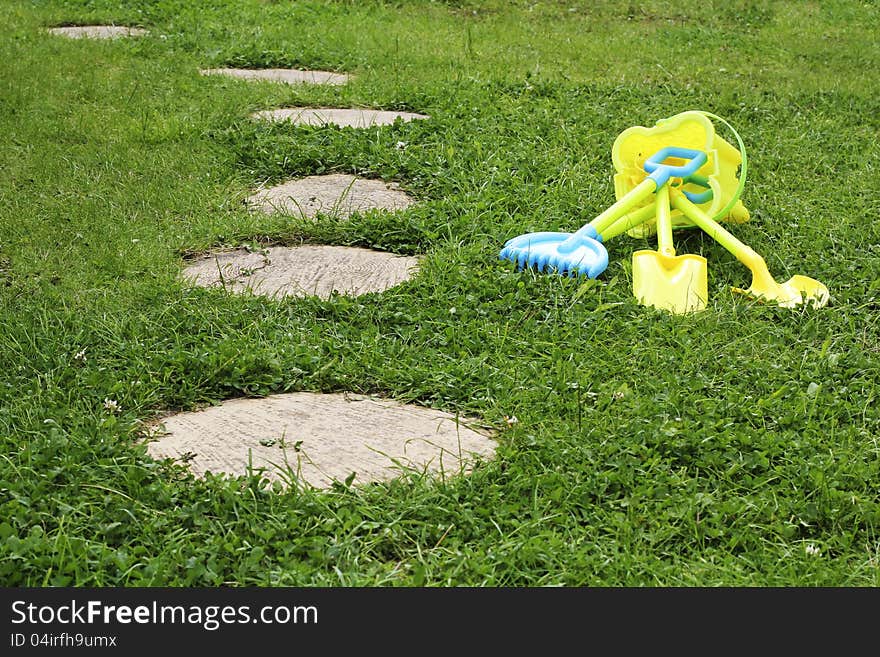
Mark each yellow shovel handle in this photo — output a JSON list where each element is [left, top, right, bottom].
[[655, 184, 675, 257], [671, 192, 763, 270]]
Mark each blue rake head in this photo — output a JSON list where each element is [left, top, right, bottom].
[[499, 227, 609, 279]]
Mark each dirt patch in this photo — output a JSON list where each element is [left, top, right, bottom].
[[182, 245, 420, 299], [144, 392, 496, 489], [199, 68, 350, 86], [246, 173, 415, 219], [47, 25, 148, 39], [250, 107, 429, 128]]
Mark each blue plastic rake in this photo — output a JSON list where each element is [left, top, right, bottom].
[[499, 147, 708, 278]]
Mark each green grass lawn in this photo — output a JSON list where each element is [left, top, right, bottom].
[[1, 0, 878, 586]]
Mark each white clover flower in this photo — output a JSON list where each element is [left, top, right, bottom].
[[103, 398, 120, 414]]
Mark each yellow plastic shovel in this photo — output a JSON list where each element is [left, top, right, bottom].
[[672, 192, 829, 308], [632, 183, 708, 313]]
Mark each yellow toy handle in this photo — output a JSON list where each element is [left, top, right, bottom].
[[601, 204, 656, 242], [655, 184, 675, 258], [671, 192, 760, 267]]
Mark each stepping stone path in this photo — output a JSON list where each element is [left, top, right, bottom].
[[145, 392, 496, 489], [247, 173, 415, 219], [199, 68, 349, 86], [183, 245, 420, 299], [46, 29, 483, 490], [47, 25, 148, 39], [251, 107, 429, 128]]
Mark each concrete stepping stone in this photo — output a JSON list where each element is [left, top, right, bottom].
[[47, 25, 148, 39], [145, 392, 496, 489], [250, 107, 429, 128], [183, 245, 420, 299], [247, 173, 415, 219], [199, 68, 349, 86]]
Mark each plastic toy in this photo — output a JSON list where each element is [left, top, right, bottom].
[[632, 173, 708, 313], [498, 178, 655, 279], [499, 110, 830, 312], [613, 110, 750, 238], [671, 193, 829, 309], [500, 110, 748, 280]]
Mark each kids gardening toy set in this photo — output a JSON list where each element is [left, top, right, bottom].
[[499, 110, 829, 314]]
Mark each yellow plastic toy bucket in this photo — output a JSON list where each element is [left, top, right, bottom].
[[611, 110, 750, 237]]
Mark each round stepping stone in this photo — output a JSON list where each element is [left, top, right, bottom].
[[47, 25, 148, 39], [145, 392, 496, 488], [250, 107, 429, 128], [199, 68, 349, 86], [247, 173, 415, 219], [182, 245, 420, 299]]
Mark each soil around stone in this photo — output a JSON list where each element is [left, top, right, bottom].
[[145, 392, 496, 489], [250, 107, 429, 128], [182, 245, 420, 299], [199, 68, 350, 86], [246, 173, 415, 219], [47, 25, 149, 39]]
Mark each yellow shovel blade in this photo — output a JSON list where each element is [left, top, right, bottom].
[[733, 274, 830, 309], [633, 250, 708, 314]]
